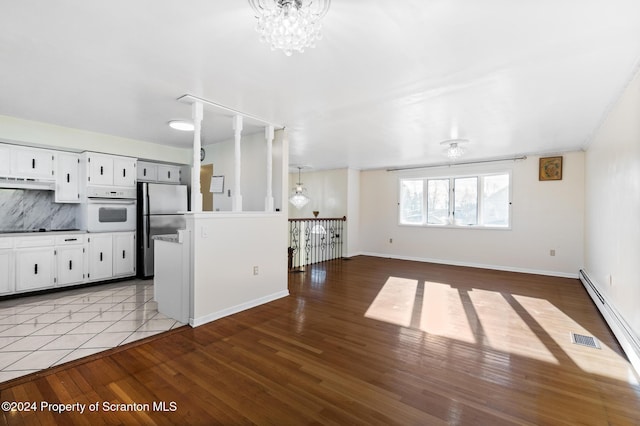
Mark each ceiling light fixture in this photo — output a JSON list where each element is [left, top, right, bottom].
[[289, 166, 310, 209], [248, 0, 331, 56], [441, 139, 469, 161], [168, 120, 195, 131]]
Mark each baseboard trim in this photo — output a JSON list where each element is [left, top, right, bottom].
[[359, 251, 579, 279], [189, 290, 290, 328], [579, 269, 640, 376]]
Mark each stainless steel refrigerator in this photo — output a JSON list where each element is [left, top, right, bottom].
[[137, 182, 188, 278]]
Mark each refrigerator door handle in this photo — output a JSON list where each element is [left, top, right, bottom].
[[146, 187, 151, 249]]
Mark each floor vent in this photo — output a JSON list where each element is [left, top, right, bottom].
[[571, 332, 601, 349]]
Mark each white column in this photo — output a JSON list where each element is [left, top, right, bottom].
[[279, 128, 289, 218], [191, 102, 203, 212], [232, 115, 243, 212], [264, 125, 274, 212]]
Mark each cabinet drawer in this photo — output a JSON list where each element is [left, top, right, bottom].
[[0, 238, 13, 249], [55, 234, 85, 245], [14, 236, 55, 248]]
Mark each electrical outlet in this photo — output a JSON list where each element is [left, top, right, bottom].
[[253, 266, 259, 275], [549, 249, 555, 256]]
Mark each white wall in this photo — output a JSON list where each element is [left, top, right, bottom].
[[186, 213, 289, 326], [203, 131, 285, 212], [288, 168, 348, 219], [346, 168, 361, 257], [0, 114, 191, 164], [584, 68, 640, 339], [359, 152, 585, 277], [287, 168, 361, 257]]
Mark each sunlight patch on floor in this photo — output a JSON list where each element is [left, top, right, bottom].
[[419, 281, 476, 344], [364, 277, 417, 327], [470, 290, 559, 364], [512, 294, 637, 382]]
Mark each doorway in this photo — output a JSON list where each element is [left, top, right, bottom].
[[200, 164, 213, 211]]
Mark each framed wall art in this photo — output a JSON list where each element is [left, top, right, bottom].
[[210, 175, 225, 193], [539, 156, 563, 181]]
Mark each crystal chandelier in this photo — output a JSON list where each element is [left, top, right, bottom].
[[248, 0, 331, 56], [441, 139, 469, 161], [289, 167, 310, 209]]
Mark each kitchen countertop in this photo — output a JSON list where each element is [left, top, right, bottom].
[[152, 234, 180, 243], [0, 230, 87, 238]]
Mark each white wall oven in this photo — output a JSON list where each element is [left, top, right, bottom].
[[80, 186, 136, 232]]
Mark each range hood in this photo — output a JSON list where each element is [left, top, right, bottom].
[[0, 177, 55, 191]]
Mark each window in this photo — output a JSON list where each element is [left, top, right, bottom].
[[399, 179, 424, 224], [399, 172, 511, 228]]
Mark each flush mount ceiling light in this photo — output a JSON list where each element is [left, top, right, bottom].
[[440, 139, 469, 161], [289, 166, 310, 209], [168, 120, 194, 131], [248, 0, 331, 56]]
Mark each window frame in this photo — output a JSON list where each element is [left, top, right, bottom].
[[398, 170, 512, 230]]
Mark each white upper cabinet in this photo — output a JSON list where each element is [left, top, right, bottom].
[[156, 164, 181, 183], [86, 153, 114, 185], [0, 143, 55, 180], [137, 161, 158, 182], [83, 152, 136, 188], [113, 157, 137, 187], [137, 161, 181, 184], [55, 152, 81, 203]]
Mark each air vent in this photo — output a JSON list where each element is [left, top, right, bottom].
[[570, 332, 601, 349]]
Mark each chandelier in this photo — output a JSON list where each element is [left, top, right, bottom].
[[248, 0, 331, 56], [289, 167, 310, 209], [441, 139, 469, 161]]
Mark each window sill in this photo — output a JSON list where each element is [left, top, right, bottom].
[[398, 223, 512, 231]]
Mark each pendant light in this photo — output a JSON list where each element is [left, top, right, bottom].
[[289, 166, 310, 209]]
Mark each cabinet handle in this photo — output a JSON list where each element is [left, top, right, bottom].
[[143, 168, 147, 176], [64, 238, 77, 242], [100, 166, 104, 175], [168, 171, 171, 179], [69, 260, 73, 270], [123, 250, 126, 259], [66, 173, 70, 183], [123, 169, 126, 177], [32, 159, 36, 169], [100, 252, 103, 262], [34, 264, 38, 274]]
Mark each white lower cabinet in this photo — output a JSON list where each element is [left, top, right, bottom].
[[88, 232, 135, 281], [0, 231, 136, 296], [15, 247, 56, 292], [55, 234, 87, 286], [88, 234, 113, 281], [56, 246, 85, 286], [113, 232, 135, 276], [0, 249, 14, 295]]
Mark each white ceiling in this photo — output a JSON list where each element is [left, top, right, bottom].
[[1, 1, 639, 170]]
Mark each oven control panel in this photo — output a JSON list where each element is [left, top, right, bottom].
[[86, 186, 136, 199]]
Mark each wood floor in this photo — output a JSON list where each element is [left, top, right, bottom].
[[1, 256, 639, 425]]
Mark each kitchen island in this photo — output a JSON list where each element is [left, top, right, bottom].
[[152, 231, 190, 324], [151, 212, 288, 327]]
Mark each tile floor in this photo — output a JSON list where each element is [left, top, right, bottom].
[[0, 279, 184, 383]]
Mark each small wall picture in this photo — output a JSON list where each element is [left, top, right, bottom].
[[210, 175, 224, 193], [539, 156, 563, 181]]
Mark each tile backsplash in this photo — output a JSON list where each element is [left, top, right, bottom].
[[0, 189, 78, 232]]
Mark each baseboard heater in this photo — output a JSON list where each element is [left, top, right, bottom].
[[579, 269, 640, 376]]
